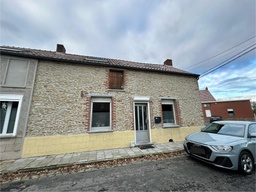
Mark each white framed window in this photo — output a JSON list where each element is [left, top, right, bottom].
[[161, 99, 176, 127], [90, 97, 112, 132], [205, 110, 212, 117], [0, 94, 23, 138], [227, 109, 235, 117]]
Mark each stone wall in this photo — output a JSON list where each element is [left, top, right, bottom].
[[27, 61, 204, 137], [27, 61, 106, 136]]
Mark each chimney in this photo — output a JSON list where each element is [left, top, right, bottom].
[[56, 44, 66, 53], [164, 59, 172, 66]]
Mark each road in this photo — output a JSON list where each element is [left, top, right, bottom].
[[1, 155, 256, 191]]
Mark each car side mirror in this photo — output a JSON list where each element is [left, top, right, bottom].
[[248, 133, 256, 138]]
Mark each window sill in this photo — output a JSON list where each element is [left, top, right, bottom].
[[87, 130, 113, 134], [163, 125, 180, 128], [1, 85, 26, 89], [0, 135, 16, 138], [108, 89, 125, 92]]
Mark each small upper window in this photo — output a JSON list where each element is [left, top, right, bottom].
[[227, 109, 235, 117], [203, 104, 210, 107], [0, 95, 23, 138], [109, 70, 124, 89]]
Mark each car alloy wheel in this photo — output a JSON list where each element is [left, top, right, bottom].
[[239, 151, 254, 175]]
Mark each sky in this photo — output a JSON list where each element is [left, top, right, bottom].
[[1, 0, 256, 101]]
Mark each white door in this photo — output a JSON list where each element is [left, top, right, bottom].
[[135, 103, 150, 144]]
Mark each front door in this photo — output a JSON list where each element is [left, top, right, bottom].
[[135, 103, 150, 144]]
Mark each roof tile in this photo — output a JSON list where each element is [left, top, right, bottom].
[[200, 89, 216, 102], [0, 45, 198, 77]]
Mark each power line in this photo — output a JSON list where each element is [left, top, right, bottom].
[[200, 44, 255, 78], [185, 35, 256, 70], [199, 44, 256, 78]]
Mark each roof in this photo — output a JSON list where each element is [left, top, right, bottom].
[[0, 45, 199, 77], [199, 88, 216, 102], [201, 99, 251, 104]]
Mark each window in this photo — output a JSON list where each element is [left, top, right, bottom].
[[227, 109, 235, 117], [202, 123, 245, 137], [161, 99, 176, 127], [90, 97, 112, 132], [4, 59, 29, 87], [109, 70, 124, 89], [205, 110, 211, 117], [218, 124, 245, 137], [203, 103, 211, 107], [0, 95, 23, 137], [248, 124, 256, 137]]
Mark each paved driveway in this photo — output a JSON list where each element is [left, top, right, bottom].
[[1, 155, 255, 191]]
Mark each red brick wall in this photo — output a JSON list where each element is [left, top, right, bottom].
[[202, 100, 254, 122]]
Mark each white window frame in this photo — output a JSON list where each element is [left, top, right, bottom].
[[0, 94, 23, 138], [161, 99, 177, 127], [227, 108, 235, 117], [89, 97, 112, 132], [205, 110, 212, 117]]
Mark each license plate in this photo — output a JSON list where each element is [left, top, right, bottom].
[[190, 145, 205, 155]]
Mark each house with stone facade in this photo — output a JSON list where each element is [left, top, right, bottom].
[[0, 44, 204, 160]]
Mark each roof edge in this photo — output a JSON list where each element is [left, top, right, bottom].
[[0, 47, 199, 78], [202, 99, 251, 103]]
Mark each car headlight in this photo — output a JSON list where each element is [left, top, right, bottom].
[[211, 145, 232, 152]]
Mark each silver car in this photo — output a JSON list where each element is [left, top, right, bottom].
[[184, 121, 256, 175]]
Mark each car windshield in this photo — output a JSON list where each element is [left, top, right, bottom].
[[201, 123, 245, 137]]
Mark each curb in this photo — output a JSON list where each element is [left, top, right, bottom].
[[0, 150, 185, 184], [10, 150, 185, 173]]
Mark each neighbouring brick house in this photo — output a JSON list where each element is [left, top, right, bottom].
[[1, 44, 204, 160], [200, 87, 255, 123]]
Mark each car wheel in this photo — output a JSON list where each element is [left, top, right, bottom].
[[238, 151, 254, 175]]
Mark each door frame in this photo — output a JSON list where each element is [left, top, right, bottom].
[[133, 96, 152, 145]]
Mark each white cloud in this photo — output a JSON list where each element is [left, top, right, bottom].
[[1, 0, 255, 101], [199, 57, 256, 101]]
